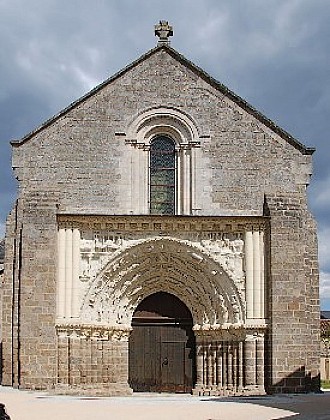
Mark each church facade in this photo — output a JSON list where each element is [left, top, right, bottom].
[[2, 23, 320, 395]]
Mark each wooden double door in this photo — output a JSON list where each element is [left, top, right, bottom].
[[129, 292, 196, 393]]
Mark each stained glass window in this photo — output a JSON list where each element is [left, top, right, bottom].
[[150, 136, 176, 215]]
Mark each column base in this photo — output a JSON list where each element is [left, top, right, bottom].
[[192, 385, 266, 397]]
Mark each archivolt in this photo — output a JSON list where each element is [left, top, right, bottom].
[[126, 106, 201, 145], [80, 238, 244, 328]]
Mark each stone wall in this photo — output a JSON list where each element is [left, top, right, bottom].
[[11, 48, 312, 217], [2, 205, 18, 386], [55, 325, 131, 396], [3, 191, 59, 390], [265, 192, 319, 392]]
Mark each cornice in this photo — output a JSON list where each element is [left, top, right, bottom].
[[56, 214, 269, 233]]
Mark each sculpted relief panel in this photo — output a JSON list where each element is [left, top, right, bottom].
[[76, 230, 247, 328], [191, 234, 245, 291], [79, 232, 245, 288], [79, 233, 145, 285]]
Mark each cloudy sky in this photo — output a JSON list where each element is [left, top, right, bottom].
[[1, 0, 330, 308]]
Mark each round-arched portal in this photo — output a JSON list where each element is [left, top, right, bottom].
[[129, 292, 196, 393], [80, 238, 244, 328]]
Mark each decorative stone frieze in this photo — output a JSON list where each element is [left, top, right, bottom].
[[55, 324, 132, 341], [57, 214, 267, 232]]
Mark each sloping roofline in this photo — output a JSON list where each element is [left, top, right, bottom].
[[11, 45, 314, 155]]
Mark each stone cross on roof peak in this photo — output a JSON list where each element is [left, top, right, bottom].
[[155, 20, 173, 46]]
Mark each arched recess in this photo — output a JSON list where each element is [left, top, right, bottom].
[[80, 238, 244, 329], [129, 291, 196, 392], [125, 107, 201, 215]]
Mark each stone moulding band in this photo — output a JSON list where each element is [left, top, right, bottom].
[[193, 323, 268, 340], [193, 323, 268, 331], [55, 322, 267, 340], [55, 323, 132, 340], [56, 214, 269, 232]]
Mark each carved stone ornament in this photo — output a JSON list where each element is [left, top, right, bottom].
[[79, 236, 245, 328], [154, 20, 173, 46], [56, 324, 132, 341], [57, 215, 267, 331]]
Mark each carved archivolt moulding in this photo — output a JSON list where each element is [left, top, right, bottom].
[[125, 106, 202, 149], [79, 237, 244, 328]]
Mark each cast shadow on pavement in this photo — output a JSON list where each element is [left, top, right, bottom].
[[201, 393, 330, 420]]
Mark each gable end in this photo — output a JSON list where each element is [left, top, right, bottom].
[[11, 46, 314, 156]]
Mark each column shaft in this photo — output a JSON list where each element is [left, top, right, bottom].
[[177, 150, 182, 215], [244, 336, 256, 387], [57, 228, 66, 319], [65, 228, 73, 319], [144, 148, 149, 214], [191, 146, 197, 215], [72, 228, 80, 318], [131, 147, 137, 212], [245, 231, 254, 318], [256, 335, 265, 388], [203, 345, 208, 386], [208, 343, 213, 386], [227, 342, 233, 389], [183, 148, 191, 215], [223, 342, 227, 388], [259, 231, 265, 319], [238, 341, 244, 389], [217, 342, 223, 388], [233, 342, 238, 389], [253, 230, 261, 318], [195, 340, 204, 387], [212, 345, 217, 387]]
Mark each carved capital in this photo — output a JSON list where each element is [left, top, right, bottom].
[[55, 323, 132, 341]]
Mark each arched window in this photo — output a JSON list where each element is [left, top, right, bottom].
[[126, 107, 201, 215], [150, 136, 176, 215]]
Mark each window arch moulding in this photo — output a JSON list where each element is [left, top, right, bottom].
[[125, 107, 203, 215]]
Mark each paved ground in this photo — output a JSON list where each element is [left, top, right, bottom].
[[0, 387, 330, 420]]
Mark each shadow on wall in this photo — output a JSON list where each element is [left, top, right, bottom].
[[270, 366, 320, 394]]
